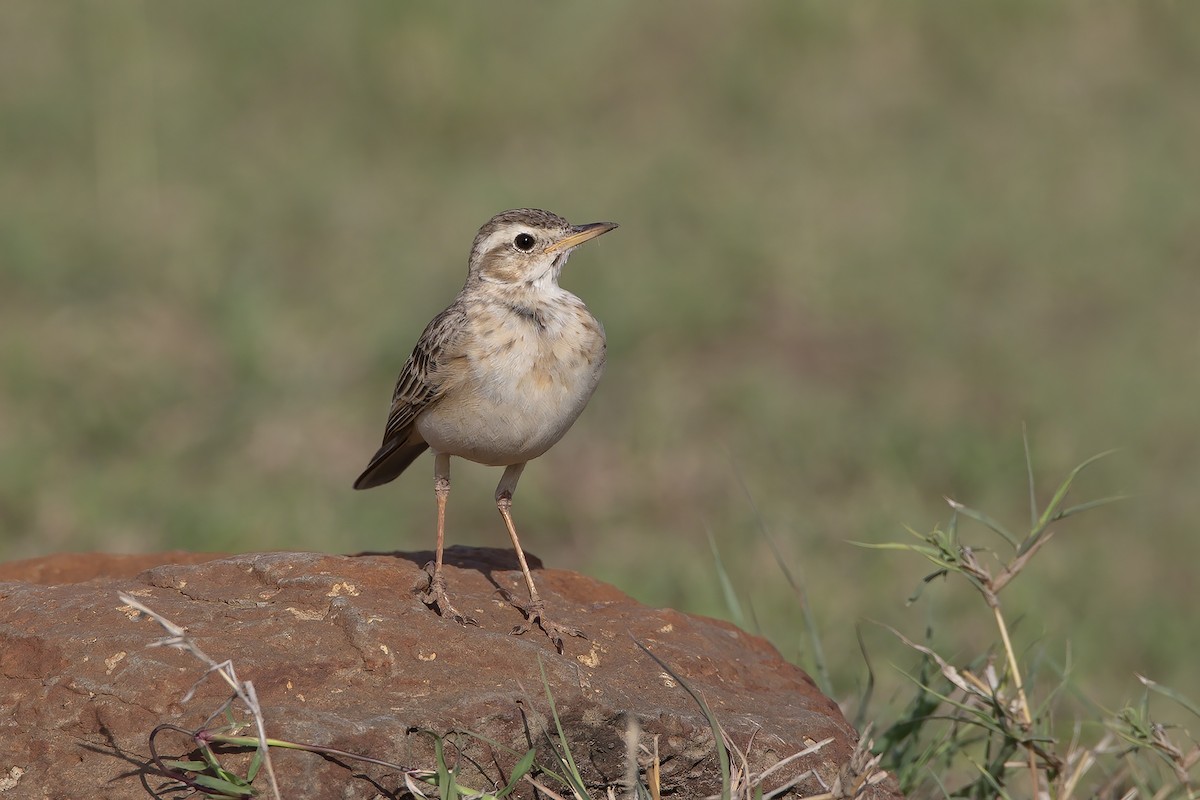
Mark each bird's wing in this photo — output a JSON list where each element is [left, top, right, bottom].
[[354, 303, 470, 489]]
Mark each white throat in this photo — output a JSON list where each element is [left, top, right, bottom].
[[535, 251, 572, 288]]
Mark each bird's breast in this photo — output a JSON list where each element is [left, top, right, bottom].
[[416, 295, 606, 466]]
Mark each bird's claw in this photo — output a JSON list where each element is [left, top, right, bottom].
[[419, 562, 477, 627], [504, 593, 586, 653]]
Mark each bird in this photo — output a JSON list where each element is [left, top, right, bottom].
[[354, 208, 617, 651]]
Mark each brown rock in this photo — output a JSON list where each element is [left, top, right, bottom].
[[0, 548, 897, 798]]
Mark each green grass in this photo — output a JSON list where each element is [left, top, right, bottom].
[[3, 0, 1199, 746]]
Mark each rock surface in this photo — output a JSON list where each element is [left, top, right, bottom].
[[0, 548, 897, 798]]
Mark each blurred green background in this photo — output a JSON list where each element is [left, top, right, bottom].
[[2, 3, 1198, 719]]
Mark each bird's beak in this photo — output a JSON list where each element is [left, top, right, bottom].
[[545, 221, 618, 254]]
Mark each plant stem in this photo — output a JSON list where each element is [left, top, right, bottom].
[[991, 603, 1039, 798]]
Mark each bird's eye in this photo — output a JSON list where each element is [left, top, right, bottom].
[[514, 233, 536, 251]]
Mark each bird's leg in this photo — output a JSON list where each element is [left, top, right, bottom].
[[421, 452, 476, 626], [494, 463, 585, 652]]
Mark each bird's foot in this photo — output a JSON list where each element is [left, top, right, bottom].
[[419, 562, 477, 627], [502, 591, 586, 654]]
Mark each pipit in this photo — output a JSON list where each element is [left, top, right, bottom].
[[354, 208, 617, 650]]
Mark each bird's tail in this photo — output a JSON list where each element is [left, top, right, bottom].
[[353, 441, 430, 490]]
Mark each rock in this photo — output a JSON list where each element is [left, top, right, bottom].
[[0, 548, 898, 798]]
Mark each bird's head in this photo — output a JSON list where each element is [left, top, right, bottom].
[[466, 208, 617, 289]]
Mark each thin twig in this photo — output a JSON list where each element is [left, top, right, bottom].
[[118, 592, 283, 800]]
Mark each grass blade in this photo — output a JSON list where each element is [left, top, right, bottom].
[[632, 639, 731, 799], [850, 623, 876, 732], [945, 497, 1019, 549], [706, 525, 745, 629], [1023, 423, 1038, 529], [1033, 449, 1120, 534], [496, 749, 536, 798], [1054, 494, 1131, 521], [729, 454, 831, 695], [536, 655, 588, 796], [1137, 674, 1200, 721], [191, 773, 256, 797], [432, 735, 460, 800], [761, 525, 831, 697]]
